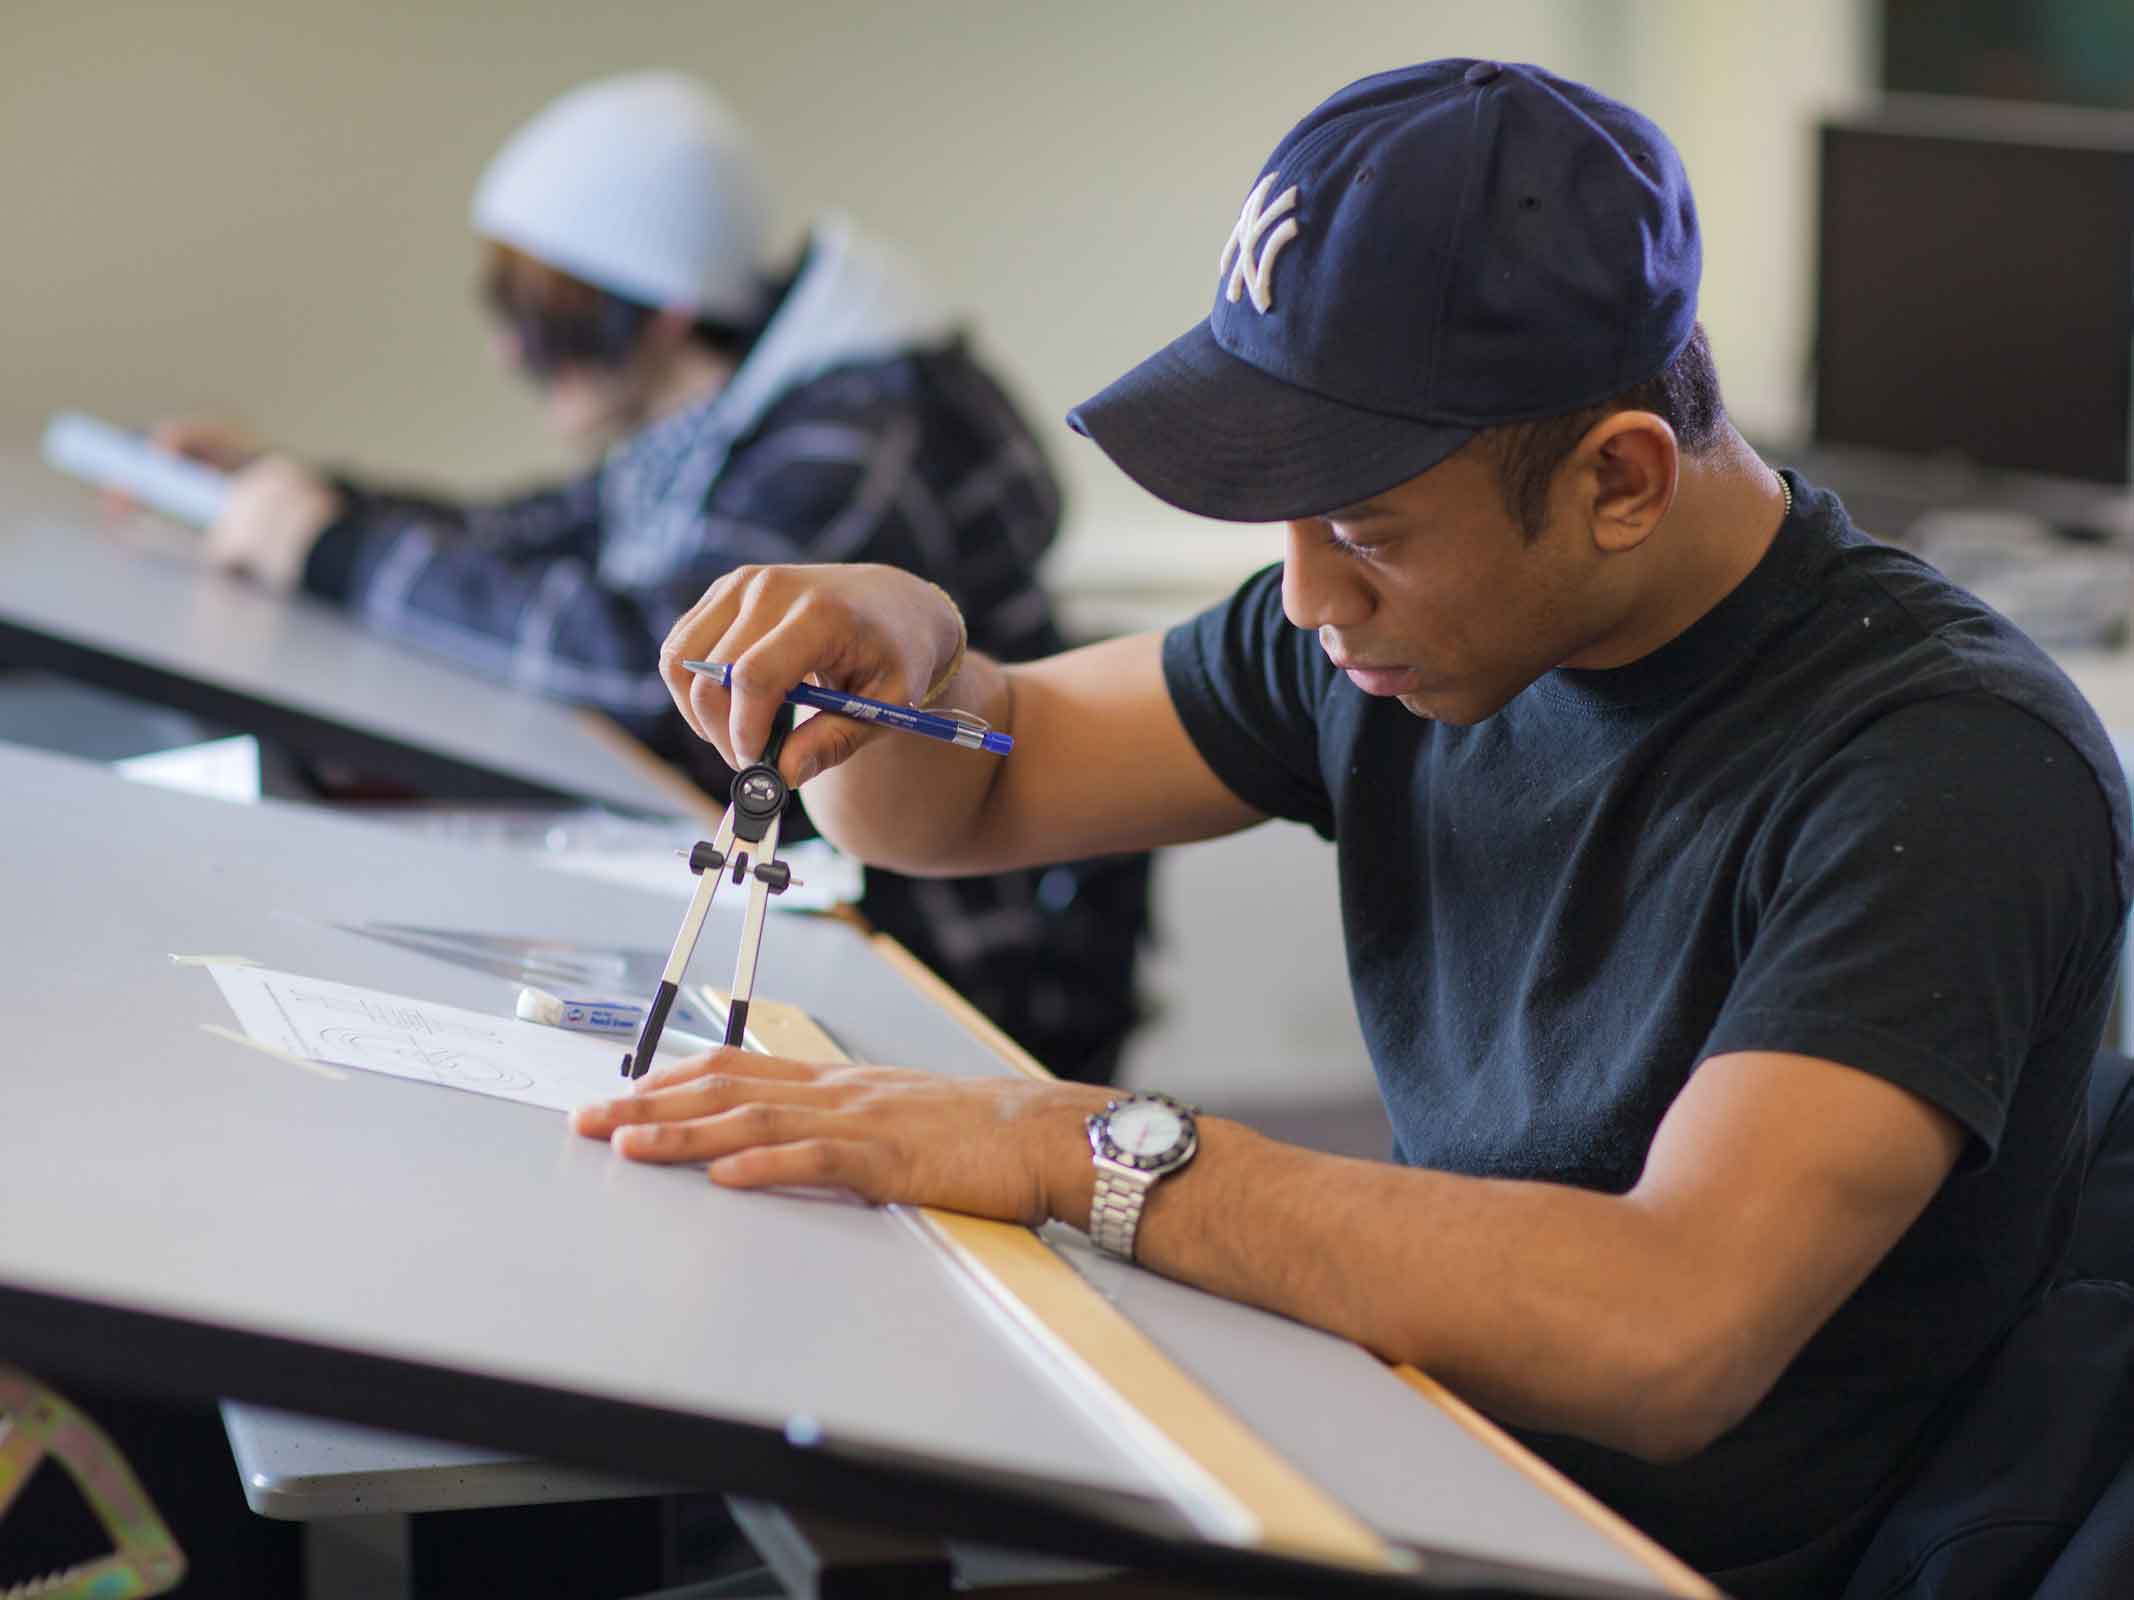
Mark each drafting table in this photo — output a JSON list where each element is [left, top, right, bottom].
[[0, 449, 696, 814], [0, 742, 1711, 1597]]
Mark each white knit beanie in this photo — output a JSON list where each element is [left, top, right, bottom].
[[471, 72, 773, 323]]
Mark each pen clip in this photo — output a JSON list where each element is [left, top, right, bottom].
[[935, 707, 995, 734]]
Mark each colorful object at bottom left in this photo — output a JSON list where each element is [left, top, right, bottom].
[[0, 1367, 185, 1598]]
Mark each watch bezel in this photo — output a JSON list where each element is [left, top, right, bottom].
[[1086, 1092, 1200, 1173]]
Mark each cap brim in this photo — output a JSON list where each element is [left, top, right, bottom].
[[1068, 320, 1476, 523]]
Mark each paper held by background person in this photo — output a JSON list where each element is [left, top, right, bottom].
[[42, 411, 230, 527]]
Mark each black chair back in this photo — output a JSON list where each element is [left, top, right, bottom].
[[1840, 1051, 2134, 1600]]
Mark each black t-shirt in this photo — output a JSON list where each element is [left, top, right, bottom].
[[1161, 474, 2131, 1588]]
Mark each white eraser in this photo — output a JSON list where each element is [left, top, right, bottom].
[[42, 410, 232, 527], [514, 985, 564, 1025]]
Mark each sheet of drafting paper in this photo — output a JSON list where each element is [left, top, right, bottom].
[[206, 964, 680, 1112]]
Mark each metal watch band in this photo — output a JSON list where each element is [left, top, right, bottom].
[[1088, 1161, 1155, 1261]]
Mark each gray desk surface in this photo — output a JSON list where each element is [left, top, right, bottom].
[[0, 450, 685, 814], [0, 742, 1676, 1595], [223, 1220, 1663, 1591]]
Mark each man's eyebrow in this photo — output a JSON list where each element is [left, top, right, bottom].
[[1325, 499, 1392, 521]]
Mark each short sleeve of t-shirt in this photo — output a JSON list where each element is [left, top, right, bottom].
[[1162, 565, 1339, 837], [1702, 691, 2123, 1162]]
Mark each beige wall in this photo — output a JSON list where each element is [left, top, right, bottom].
[[1620, 1, 1873, 472], [1, 1, 1864, 585]]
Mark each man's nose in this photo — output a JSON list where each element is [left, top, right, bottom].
[[1281, 521, 1373, 632]]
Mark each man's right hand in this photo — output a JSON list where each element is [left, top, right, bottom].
[[661, 564, 1254, 878], [660, 563, 968, 787]]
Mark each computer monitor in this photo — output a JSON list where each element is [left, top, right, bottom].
[[1880, 0, 2134, 113], [1814, 98, 2134, 487]]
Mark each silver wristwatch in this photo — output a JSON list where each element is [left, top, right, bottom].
[[1085, 1092, 1200, 1262]]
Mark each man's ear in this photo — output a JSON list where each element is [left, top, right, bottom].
[[1578, 412, 1678, 554]]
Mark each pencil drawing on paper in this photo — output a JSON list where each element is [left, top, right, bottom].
[[314, 1025, 540, 1093], [206, 964, 629, 1113]]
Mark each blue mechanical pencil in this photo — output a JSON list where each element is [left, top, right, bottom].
[[680, 661, 1013, 755]]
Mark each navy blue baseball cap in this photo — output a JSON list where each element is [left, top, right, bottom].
[[1068, 60, 1701, 523]]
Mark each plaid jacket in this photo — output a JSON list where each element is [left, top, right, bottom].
[[304, 327, 1148, 1082]]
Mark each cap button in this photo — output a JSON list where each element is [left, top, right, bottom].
[[1463, 61, 1503, 85]]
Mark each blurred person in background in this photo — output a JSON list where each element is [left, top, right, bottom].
[[156, 71, 1149, 1086]]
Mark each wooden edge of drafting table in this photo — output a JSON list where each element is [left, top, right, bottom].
[[794, 940, 1718, 1597], [586, 702, 1713, 1592], [1386, 1371, 1717, 1599]]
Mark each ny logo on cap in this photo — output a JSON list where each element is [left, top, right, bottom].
[[1220, 172, 1299, 313]]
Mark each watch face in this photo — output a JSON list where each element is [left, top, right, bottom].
[[1110, 1101, 1186, 1161]]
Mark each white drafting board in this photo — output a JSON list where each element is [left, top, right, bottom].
[[0, 743, 1683, 1591], [0, 742, 1174, 1510], [0, 448, 681, 815]]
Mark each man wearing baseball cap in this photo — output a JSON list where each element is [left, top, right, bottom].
[[150, 72, 1150, 1089], [608, 61, 2130, 1591]]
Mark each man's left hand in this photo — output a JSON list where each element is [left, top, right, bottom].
[[571, 1050, 1108, 1225], [201, 456, 342, 593]]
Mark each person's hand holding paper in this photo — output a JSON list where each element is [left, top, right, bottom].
[[147, 417, 340, 591], [195, 452, 343, 592]]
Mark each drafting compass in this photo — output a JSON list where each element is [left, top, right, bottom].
[[620, 703, 799, 1079]]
